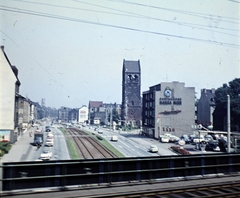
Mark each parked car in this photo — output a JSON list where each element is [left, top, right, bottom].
[[148, 145, 159, 153], [180, 134, 191, 144], [204, 135, 213, 142], [192, 135, 205, 144], [168, 135, 180, 143], [205, 141, 220, 152], [40, 150, 52, 160], [161, 135, 169, 143]]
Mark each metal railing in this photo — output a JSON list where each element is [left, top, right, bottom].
[[1, 153, 240, 192]]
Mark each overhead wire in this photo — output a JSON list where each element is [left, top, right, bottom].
[[0, 1, 239, 108], [0, 5, 239, 48]]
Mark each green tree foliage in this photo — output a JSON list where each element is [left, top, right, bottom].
[[0, 142, 12, 157], [214, 78, 240, 131], [108, 107, 120, 124]]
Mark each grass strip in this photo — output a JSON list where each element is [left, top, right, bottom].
[[58, 127, 81, 159], [83, 130, 125, 158], [66, 139, 81, 159]]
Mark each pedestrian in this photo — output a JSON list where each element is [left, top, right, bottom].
[[37, 142, 41, 150]]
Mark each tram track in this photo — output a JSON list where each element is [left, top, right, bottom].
[[67, 127, 116, 159]]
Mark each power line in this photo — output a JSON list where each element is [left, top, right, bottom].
[[0, 29, 92, 107], [0, 5, 239, 48]]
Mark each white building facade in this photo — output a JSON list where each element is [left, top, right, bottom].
[[78, 106, 88, 124], [142, 82, 195, 138], [0, 46, 21, 143]]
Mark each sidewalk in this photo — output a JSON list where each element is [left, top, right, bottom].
[[1, 127, 34, 163]]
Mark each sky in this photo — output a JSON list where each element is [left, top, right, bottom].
[[1, 0, 240, 109]]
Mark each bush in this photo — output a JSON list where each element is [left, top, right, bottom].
[[0, 142, 12, 157], [170, 146, 190, 155], [97, 135, 103, 140]]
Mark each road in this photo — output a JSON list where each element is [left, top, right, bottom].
[[85, 126, 178, 157], [26, 124, 70, 161]]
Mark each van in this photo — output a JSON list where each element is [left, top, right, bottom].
[[111, 135, 118, 141]]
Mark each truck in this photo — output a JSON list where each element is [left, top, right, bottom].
[[33, 132, 44, 146]]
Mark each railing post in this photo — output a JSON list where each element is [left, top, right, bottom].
[[201, 156, 205, 175]]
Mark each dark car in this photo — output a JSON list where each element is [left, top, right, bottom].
[[45, 126, 51, 132], [180, 134, 191, 144], [205, 140, 220, 152]]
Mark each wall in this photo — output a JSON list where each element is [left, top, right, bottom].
[[0, 50, 17, 131], [154, 82, 195, 138]]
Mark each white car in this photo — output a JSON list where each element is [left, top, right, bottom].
[[168, 135, 180, 142], [45, 139, 54, 147], [40, 150, 52, 160], [111, 135, 118, 141], [98, 129, 103, 134], [47, 133, 54, 137], [161, 135, 170, 143], [193, 136, 205, 144], [148, 145, 159, 153]]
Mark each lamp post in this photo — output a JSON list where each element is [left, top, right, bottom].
[[157, 113, 161, 141]]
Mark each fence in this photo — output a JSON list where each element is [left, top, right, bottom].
[[1, 153, 240, 191]]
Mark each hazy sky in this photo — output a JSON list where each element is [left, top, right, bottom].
[[1, 0, 239, 108]]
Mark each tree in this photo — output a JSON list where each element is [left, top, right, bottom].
[[108, 107, 120, 124], [213, 78, 240, 131]]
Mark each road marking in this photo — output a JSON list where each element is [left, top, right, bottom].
[[121, 142, 130, 148], [119, 145, 122, 148], [132, 148, 135, 151]]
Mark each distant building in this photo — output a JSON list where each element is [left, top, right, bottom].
[[68, 108, 78, 124], [88, 101, 121, 125], [0, 46, 21, 143], [197, 88, 216, 128], [78, 105, 88, 124], [142, 82, 195, 138], [89, 101, 104, 125], [58, 107, 71, 123], [41, 98, 46, 107], [17, 94, 33, 131], [121, 59, 142, 127]]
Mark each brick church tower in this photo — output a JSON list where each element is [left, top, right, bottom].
[[121, 59, 142, 127]]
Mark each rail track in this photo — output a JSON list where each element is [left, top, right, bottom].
[[97, 180, 240, 198], [67, 127, 116, 159]]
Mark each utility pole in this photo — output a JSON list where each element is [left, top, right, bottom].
[[227, 95, 231, 153], [110, 105, 113, 131]]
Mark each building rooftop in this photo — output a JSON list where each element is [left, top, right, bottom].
[[89, 101, 103, 108], [123, 60, 140, 73]]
